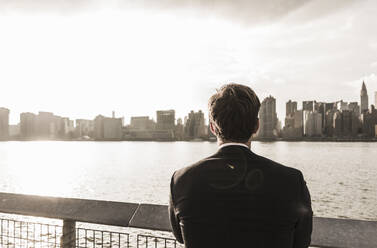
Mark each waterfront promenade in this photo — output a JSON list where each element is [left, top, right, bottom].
[[0, 192, 376, 248]]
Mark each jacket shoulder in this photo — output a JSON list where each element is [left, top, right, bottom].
[[172, 155, 217, 183], [252, 153, 302, 177]]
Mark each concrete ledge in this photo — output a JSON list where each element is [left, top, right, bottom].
[[0, 192, 376, 248], [311, 217, 377, 248], [0, 192, 138, 227], [129, 204, 171, 231]]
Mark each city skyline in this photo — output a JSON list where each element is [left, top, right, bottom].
[[1, 81, 376, 140], [2, 82, 376, 127], [1, 1, 377, 125]]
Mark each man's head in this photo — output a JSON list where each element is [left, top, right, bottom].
[[208, 83, 260, 143]]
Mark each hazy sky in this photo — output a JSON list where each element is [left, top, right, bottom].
[[1, 0, 377, 124]]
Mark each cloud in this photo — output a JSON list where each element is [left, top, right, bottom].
[[0, 0, 96, 14], [0, 0, 359, 25]]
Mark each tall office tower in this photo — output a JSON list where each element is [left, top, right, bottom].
[[258, 96, 278, 138], [324, 110, 335, 136], [336, 100, 348, 111], [35, 111, 55, 138], [348, 102, 360, 115], [156, 110, 175, 131], [360, 81, 368, 113], [325, 102, 335, 112], [20, 112, 37, 138], [286, 100, 297, 116], [315, 102, 327, 129], [333, 111, 343, 137], [303, 111, 322, 137], [302, 101, 315, 112], [0, 107, 10, 140], [342, 110, 352, 136], [184, 110, 206, 139]]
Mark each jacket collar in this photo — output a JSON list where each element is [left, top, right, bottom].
[[218, 142, 250, 150]]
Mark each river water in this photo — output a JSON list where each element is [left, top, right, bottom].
[[0, 141, 376, 221]]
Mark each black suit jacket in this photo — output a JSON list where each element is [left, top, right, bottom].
[[169, 145, 312, 248]]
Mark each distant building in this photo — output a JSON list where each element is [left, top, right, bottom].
[[127, 116, 157, 140], [35, 111, 55, 138], [360, 81, 368, 113], [375, 91, 377, 109], [104, 118, 122, 140], [303, 111, 322, 137], [286, 100, 297, 116], [184, 110, 206, 140], [293, 110, 303, 130], [130, 116, 155, 130], [9, 124, 20, 137], [348, 102, 360, 115], [302, 101, 315, 112], [335, 100, 348, 111], [282, 109, 303, 138], [284, 114, 295, 129], [174, 118, 184, 141], [20, 112, 37, 138], [342, 110, 352, 136], [315, 102, 325, 127], [0, 108, 10, 140], [58, 117, 75, 138], [94, 115, 122, 140], [156, 110, 175, 131], [76, 119, 94, 138], [361, 106, 377, 137], [94, 115, 105, 139], [33, 112, 72, 139], [333, 111, 343, 137], [325, 102, 335, 112], [324, 110, 335, 136], [258, 96, 278, 138]]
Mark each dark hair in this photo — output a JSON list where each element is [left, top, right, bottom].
[[208, 83, 260, 143]]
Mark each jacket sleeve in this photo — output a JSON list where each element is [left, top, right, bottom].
[[169, 172, 184, 244], [293, 171, 313, 248]]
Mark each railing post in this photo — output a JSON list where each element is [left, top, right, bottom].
[[61, 220, 76, 248]]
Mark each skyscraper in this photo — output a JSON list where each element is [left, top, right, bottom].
[[0, 107, 10, 140], [286, 100, 297, 116], [360, 81, 368, 113], [184, 110, 206, 140], [20, 112, 37, 138], [156, 110, 175, 131], [303, 101, 315, 112], [258, 96, 278, 138], [303, 110, 322, 137]]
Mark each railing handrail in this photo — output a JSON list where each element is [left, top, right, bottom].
[[0, 192, 376, 248]]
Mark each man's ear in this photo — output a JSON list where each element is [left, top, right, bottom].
[[209, 121, 217, 136]]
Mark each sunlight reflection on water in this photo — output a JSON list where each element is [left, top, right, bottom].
[[0, 141, 376, 220]]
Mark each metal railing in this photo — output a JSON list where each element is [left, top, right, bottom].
[[0, 192, 376, 248]]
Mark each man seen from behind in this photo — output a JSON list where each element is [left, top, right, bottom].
[[169, 83, 313, 248]]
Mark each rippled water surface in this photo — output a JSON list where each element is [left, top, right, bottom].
[[0, 141, 376, 220]]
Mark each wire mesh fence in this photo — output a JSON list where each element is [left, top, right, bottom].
[[76, 228, 130, 248], [0, 217, 181, 248], [136, 235, 181, 248], [0, 218, 62, 248]]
